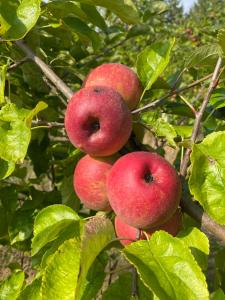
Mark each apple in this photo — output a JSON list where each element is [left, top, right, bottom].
[[74, 154, 117, 211], [64, 86, 132, 156], [107, 151, 182, 229], [115, 209, 182, 246], [83, 63, 143, 110]]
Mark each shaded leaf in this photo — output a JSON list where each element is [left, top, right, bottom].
[[18, 278, 41, 300], [60, 175, 80, 211], [0, 159, 15, 179], [8, 210, 34, 245], [102, 272, 154, 300], [0, 0, 41, 40], [80, 4, 107, 31], [210, 88, 225, 110], [63, 16, 101, 50], [78, 0, 139, 24]]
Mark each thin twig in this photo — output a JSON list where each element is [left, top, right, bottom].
[[180, 57, 222, 176], [132, 72, 213, 114], [32, 120, 64, 128], [14, 40, 73, 100], [8, 57, 29, 71]]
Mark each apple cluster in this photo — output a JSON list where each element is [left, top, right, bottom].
[[64, 63, 182, 246]]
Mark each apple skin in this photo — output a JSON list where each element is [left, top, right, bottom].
[[74, 154, 118, 211], [83, 63, 143, 110], [115, 209, 182, 246], [64, 86, 132, 156], [107, 151, 182, 229]]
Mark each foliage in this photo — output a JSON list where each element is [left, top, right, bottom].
[[0, 0, 225, 299]]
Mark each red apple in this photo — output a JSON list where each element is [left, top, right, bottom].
[[74, 154, 118, 211], [83, 63, 143, 110], [107, 151, 182, 229], [64, 86, 132, 156], [115, 209, 182, 246]]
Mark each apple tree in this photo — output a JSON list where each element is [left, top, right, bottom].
[[0, 0, 225, 299]]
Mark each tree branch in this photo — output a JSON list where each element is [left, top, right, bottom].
[[32, 120, 64, 128], [180, 57, 222, 176], [15, 40, 73, 100], [132, 72, 213, 114], [181, 197, 225, 244]]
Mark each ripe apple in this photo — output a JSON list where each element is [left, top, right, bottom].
[[74, 154, 118, 211], [107, 151, 182, 229], [64, 86, 132, 156], [115, 209, 182, 246], [83, 63, 143, 110]]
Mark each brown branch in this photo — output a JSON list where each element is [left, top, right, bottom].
[[181, 197, 225, 244], [15, 40, 73, 100], [32, 120, 64, 128], [180, 57, 222, 176], [132, 72, 213, 114]]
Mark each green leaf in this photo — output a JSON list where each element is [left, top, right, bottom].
[[210, 88, 225, 109], [102, 272, 155, 300], [0, 0, 41, 40], [136, 39, 175, 92], [26, 101, 48, 126], [63, 16, 101, 50], [123, 231, 209, 300], [217, 29, 225, 56], [0, 64, 7, 104], [186, 44, 221, 68], [80, 4, 107, 31], [126, 24, 150, 39], [141, 112, 177, 147], [78, 0, 139, 24], [189, 131, 225, 225], [46, 0, 88, 20], [211, 289, 225, 300], [32, 204, 80, 255], [0, 206, 8, 239], [174, 126, 192, 138], [80, 253, 108, 300], [41, 238, 81, 300], [0, 158, 15, 179], [60, 175, 80, 211], [8, 210, 34, 245], [75, 216, 115, 299], [0, 271, 25, 300], [0, 104, 31, 163], [17, 278, 41, 300], [178, 227, 209, 270], [0, 102, 44, 166]]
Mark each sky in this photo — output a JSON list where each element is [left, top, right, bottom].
[[181, 0, 198, 12]]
